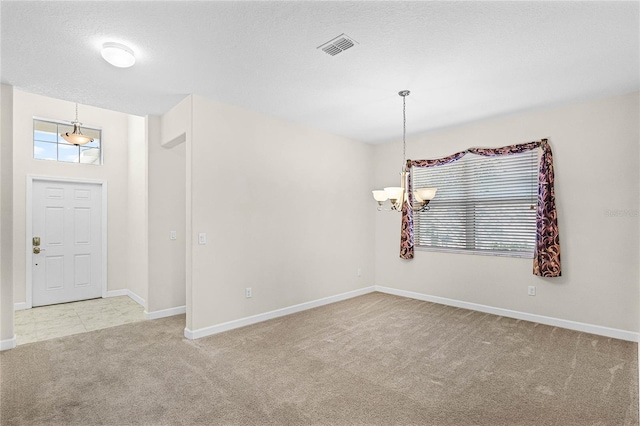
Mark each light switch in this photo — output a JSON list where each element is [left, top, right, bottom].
[[170, 231, 177, 240], [198, 233, 206, 245]]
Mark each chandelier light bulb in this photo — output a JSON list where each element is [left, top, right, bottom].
[[101, 42, 136, 68]]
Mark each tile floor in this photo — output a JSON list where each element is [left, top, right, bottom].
[[14, 296, 145, 345]]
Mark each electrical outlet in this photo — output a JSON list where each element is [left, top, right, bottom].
[[170, 230, 177, 240], [198, 233, 206, 245], [357, 268, 362, 277], [245, 287, 252, 298], [528, 286, 536, 296]]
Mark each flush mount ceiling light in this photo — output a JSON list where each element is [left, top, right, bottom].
[[60, 103, 94, 146], [101, 42, 135, 68], [372, 91, 437, 212]]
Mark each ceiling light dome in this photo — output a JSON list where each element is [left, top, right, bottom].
[[101, 42, 135, 68], [61, 103, 93, 146]]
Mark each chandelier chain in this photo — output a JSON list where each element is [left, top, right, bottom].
[[402, 94, 406, 165]]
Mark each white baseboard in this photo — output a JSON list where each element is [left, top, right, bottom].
[[145, 305, 186, 320], [184, 286, 376, 340], [374, 286, 639, 342], [0, 335, 16, 351], [13, 284, 638, 344], [106, 289, 145, 308], [126, 290, 145, 308], [105, 289, 128, 298]]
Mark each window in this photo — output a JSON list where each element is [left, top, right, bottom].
[[33, 119, 102, 165], [413, 150, 538, 257]]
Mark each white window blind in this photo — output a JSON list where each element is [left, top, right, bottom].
[[412, 150, 538, 257]]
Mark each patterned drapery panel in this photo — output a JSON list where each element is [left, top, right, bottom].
[[399, 139, 561, 277], [533, 141, 561, 277]]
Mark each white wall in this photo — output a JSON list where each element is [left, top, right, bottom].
[[11, 90, 142, 305], [0, 84, 15, 347], [146, 96, 191, 316], [374, 92, 640, 332], [126, 115, 148, 305], [188, 94, 375, 332]]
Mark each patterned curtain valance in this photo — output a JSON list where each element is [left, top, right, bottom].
[[400, 139, 561, 278]]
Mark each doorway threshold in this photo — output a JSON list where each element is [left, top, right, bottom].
[[14, 296, 144, 345]]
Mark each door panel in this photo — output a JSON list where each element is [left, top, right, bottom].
[[44, 256, 64, 290], [45, 207, 64, 245], [73, 208, 91, 244], [74, 254, 91, 287], [32, 180, 102, 307]]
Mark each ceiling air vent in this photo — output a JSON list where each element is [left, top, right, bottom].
[[317, 33, 358, 56]]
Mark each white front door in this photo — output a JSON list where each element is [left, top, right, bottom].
[[32, 180, 102, 307]]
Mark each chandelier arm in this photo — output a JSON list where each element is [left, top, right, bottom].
[[377, 203, 402, 212], [412, 204, 430, 213]]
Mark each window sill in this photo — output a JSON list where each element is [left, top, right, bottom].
[[415, 245, 534, 259]]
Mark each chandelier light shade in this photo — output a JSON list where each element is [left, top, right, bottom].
[[101, 42, 136, 68], [60, 103, 94, 146], [372, 90, 437, 212], [414, 187, 437, 203]]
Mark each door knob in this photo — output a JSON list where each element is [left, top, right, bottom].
[[33, 247, 40, 254]]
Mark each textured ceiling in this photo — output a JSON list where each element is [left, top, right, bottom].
[[1, 1, 638, 144]]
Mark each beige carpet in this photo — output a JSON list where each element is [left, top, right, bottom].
[[1, 292, 637, 425]]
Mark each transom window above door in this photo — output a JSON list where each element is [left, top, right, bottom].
[[33, 118, 102, 165]]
